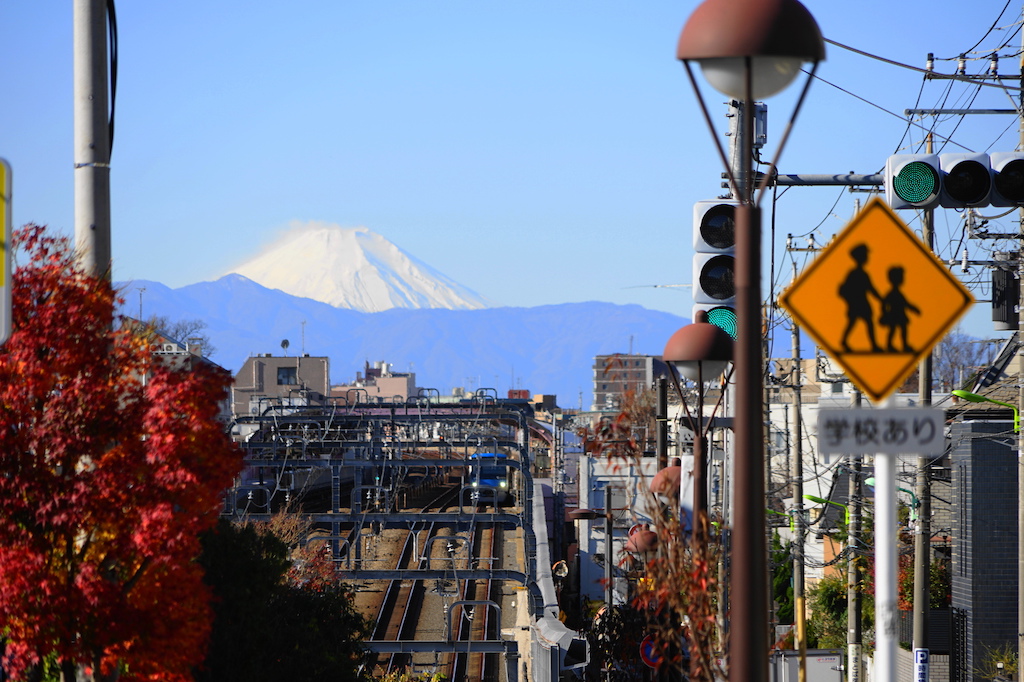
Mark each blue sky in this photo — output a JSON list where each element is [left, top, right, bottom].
[[3, 2, 1022, 356]]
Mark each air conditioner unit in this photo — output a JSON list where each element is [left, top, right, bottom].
[[162, 344, 176, 352]]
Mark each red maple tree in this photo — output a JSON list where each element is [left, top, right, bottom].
[[0, 225, 243, 681]]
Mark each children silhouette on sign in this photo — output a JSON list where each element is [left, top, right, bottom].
[[837, 244, 920, 354], [880, 266, 920, 353], [839, 244, 882, 353]]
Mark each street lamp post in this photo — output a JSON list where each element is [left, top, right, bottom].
[[675, 2, 824, 681]]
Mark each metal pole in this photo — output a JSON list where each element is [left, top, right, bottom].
[[1017, 24, 1024, 674], [875, 450, 898, 682], [553, 423, 564, 559], [73, 0, 111, 279], [657, 377, 669, 471], [605, 483, 613, 609], [694, 363, 707, 522], [604, 483, 614, 682], [731, 63, 768, 682]]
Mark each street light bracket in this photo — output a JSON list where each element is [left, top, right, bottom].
[[804, 494, 850, 527], [952, 389, 1021, 433]]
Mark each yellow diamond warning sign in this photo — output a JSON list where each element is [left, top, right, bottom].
[[779, 197, 973, 403]]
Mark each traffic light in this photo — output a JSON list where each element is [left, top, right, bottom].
[[885, 154, 941, 210], [990, 152, 1024, 206], [693, 200, 739, 339], [939, 153, 991, 208], [885, 152, 1024, 210]]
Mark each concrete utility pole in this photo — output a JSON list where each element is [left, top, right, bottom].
[[848, 447, 863, 682], [846, 255, 864, 682], [74, 0, 111, 279], [913, 136, 935, 681], [790, 270, 807, 682], [785, 234, 818, 682]]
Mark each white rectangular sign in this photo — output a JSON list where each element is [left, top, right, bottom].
[[817, 408, 945, 457]]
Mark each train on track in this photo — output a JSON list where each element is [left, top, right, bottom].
[[465, 452, 512, 506]]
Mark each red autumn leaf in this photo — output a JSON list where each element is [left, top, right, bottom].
[[0, 225, 243, 681]]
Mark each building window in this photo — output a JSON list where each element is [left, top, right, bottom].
[[277, 366, 298, 385]]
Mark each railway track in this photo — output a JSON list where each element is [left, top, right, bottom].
[[228, 398, 540, 681], [451, 518, 500, 681], [354, 483, 512, 681]]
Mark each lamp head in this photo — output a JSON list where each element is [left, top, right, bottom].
[[663, 311, 734, 381], [568, 508, 600, 521], [650, 464, 682, 498], [624, 529, 659, 554], [677, 0, 825, 99]]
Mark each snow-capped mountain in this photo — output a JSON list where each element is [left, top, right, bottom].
[[123, 220, 689, 407], [120, 275, 687, 410], [224, 222, 491, 312]]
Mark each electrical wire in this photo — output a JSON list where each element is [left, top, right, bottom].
[[825, 37, 1021, 91], [107, 0, 117, 153], [934, 0, 1015, 60], [805, 70, 977, 153]]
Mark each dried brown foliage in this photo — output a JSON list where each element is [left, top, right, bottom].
[[580, 384, 726, 682]]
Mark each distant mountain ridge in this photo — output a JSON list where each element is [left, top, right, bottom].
[[121, 275, 687, 409], [223, 222, 491, 312]]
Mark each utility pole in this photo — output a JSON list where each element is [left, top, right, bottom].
[[913, 135, 935, 682], [849, 200, 864, 682], [786, 234, 815, 682], [74, 0, 111, 279], [792, 287, 807, 682], [848, 444, 863, 682]]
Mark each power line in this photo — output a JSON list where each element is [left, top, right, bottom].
[[824, 37, 1022, 91]]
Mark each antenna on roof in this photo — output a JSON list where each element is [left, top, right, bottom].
[[281, 339, 290, 356]]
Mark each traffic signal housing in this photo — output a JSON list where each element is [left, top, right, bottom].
[[991, 152, 1024, 207], [693, 200, 739, 339], [992, 267, 1020, 331], [885, 152, 1024, 210], [939, 153, 991, 208], [885, 154, 941, 210]]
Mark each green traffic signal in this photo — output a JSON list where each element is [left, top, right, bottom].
[[892, 160, 940, 206]]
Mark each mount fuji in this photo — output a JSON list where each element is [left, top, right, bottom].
[[224, 222, 491, 312], [123, 223, 687, 408]]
